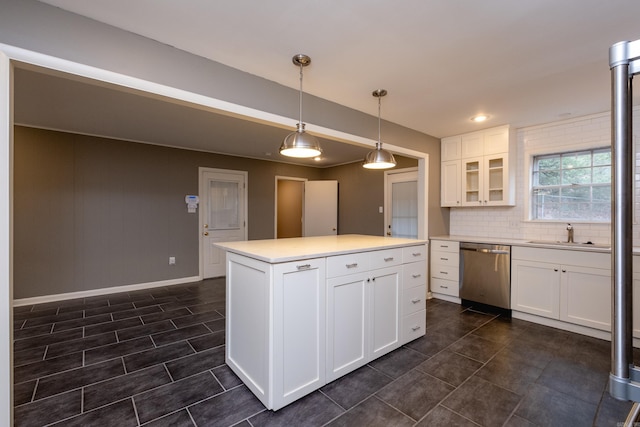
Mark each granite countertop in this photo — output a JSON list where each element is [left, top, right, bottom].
[[215, 234, 428, 263]]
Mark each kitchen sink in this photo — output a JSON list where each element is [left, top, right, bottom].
[[527, 240, 610, 249]]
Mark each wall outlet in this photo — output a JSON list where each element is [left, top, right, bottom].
[[169, 256, 176, 265]]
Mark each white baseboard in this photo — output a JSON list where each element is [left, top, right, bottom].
[[431, 293, 461, 304], [13, 275, 203, 307]]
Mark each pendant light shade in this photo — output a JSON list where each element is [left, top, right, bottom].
[[363, 89, 396, 170], [280, 54, 322, 158]]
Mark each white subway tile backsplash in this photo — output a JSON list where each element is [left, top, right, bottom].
[[449, 109, 640, 246]]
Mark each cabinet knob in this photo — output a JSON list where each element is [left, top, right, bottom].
[[562, 269, 566, 273], [203, 231, 209, 236], [554, 268, 558, 272]]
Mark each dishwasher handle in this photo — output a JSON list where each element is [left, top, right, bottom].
[[460, 247, 510, 255]]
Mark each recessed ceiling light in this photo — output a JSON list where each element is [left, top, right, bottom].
[[471, 114, 489, 123]]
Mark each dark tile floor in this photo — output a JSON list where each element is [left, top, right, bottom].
[[12, 278, 636, 426]]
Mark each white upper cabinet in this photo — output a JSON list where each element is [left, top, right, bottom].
[[440, 125, 515, 207], [441, 136, 461, 161]]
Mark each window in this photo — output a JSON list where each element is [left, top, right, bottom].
[[531, 148, 611, 221]]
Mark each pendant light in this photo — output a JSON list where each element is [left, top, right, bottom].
[[280, 54, 322, 158], [363, 89, 396, 169]]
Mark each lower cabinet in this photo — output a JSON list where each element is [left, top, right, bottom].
[[326, 266, 401, 382], [226, 243, 426, 411], [511, 246, 610, 331], [226, 253, 326, 410]]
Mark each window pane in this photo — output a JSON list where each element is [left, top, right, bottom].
[[531, 147, 611, 222], [562, 186, 590, 203], [562, 152, 591, 169], [562, 168, 591, 184], [593, 150, 611, 166], [538, 156, 560, 170], [536, 170, 560, 186], [592, 166, 611, 184]]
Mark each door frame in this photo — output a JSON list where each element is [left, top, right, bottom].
[[274, 176, 307, 239], [199, 167, 248, 278], [384, 167, 419, 238]]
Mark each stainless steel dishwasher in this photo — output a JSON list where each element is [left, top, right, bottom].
[[459, 242, 511, 310]]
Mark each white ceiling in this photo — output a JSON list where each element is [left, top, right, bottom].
[[35, 0, 640, 140]]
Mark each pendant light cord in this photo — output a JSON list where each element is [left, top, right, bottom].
[[377, 95, 382, 150], [298, 63, 304, 127]]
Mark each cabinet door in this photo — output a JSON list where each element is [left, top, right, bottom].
[[461, 132, 484, 158], [441, 160, 461, 207], [511, 259, 560, 319], [461, 157, 484, 206], [483, 153, 508, 206], [560, 265, 611, 331], [326, 272, 369, 382], [370, 266, 401, 359], [441, 136, 461, 161], [483, 126, 509, 155], [273, 258, 326, 409]]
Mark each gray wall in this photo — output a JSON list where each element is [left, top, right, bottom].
[[14, 126, 418, 299], [14, 126, 327, 298]]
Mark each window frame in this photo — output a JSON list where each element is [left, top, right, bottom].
[[524, 144, 612, 224]]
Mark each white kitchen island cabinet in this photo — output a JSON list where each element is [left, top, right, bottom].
[[217, 235, 427, 411]]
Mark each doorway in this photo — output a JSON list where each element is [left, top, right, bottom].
[[384, 168, 419, 238], [199, 167, 248, 278], [276, 177, 305, 238], [275, 177, 338, 238]]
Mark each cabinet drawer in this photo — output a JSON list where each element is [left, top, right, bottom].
[[402, 245, 427, 263], [431, 277, 459, 297], [370, 248, 403, 269], [403, 261, 427, 289], [327, 252, 371, 278], [403, 285, 426, 315], [431, 250, 458, 267], [402, 310, 426, 344], [430, 240, 459, 253], [431, 264, 459, 282]]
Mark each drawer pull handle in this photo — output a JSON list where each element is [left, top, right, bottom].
[[440, 257, 448, 261], [346, 263, 358, 269], [411, 298, 421, 304], [384, 257, 394, 262], [411, 325, 421, 331], [440, 285, 449, 289], [412, 252, 421, 257], [297, 264, 311, 270], [440, 271, 448, 275], [411, 274, 421, 278], [441, 245, 449, 248]]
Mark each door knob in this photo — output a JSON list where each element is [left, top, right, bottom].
[[204, 224, 208, 228], [203, 231, 209, 236], [387, 231, 391, 236]]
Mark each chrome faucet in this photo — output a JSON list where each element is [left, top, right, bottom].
[[566, 223, 574, 243]]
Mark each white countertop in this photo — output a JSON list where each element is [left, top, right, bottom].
[[429, 234, 630, 254], [215, 234, 428, 263]]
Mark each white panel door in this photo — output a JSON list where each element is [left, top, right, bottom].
[[303, 180, 338, 237], [385, 169, 418, 238], [200, 168, 247, 278], [326, 272, 369, 382]]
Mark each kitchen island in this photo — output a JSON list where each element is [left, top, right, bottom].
[[215, 234, 428, 410]]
